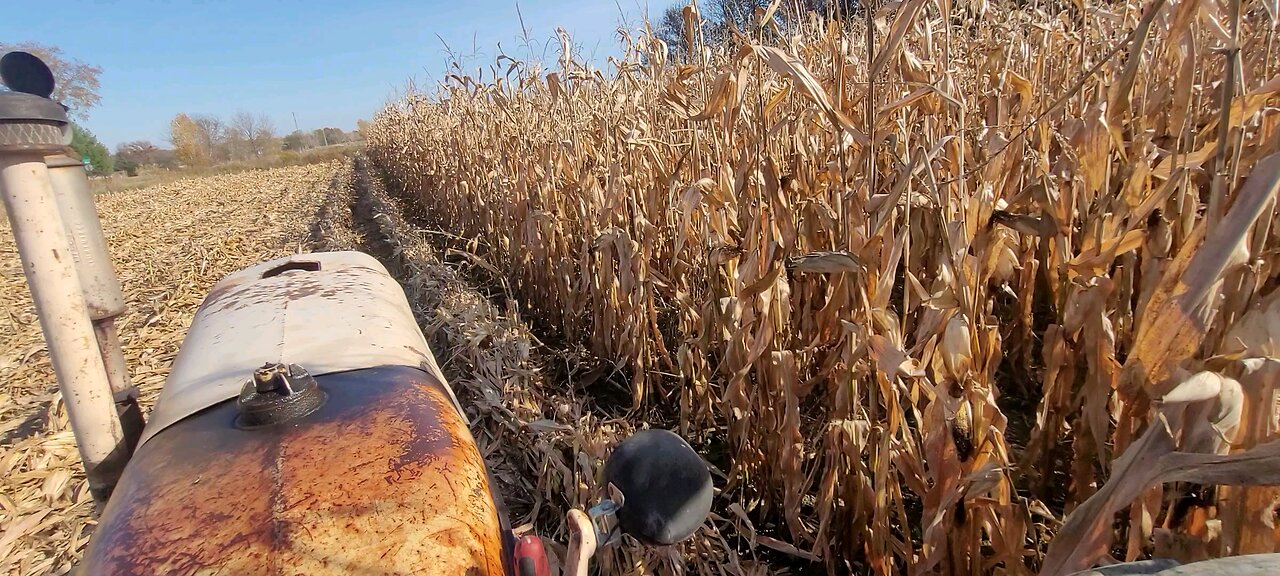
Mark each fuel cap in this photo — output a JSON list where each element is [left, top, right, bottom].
[[235, 363, 327, 428]]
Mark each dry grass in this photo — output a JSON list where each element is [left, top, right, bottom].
[[0, 164, 336, 575], [366, 1, 1280, 574]]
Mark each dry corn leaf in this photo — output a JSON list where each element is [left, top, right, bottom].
[[868, 0, 929, 80], [689, 72, 735, 121], [1043, 420, 1280, 575], [1162, 371, 1231, 405], [1219, 288, 1280, 359], [786, 251, 863, 274], [749, 45, 869, 146], [1125, 152, 1280, 395]]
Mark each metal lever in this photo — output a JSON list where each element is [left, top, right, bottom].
[[564, 483, 626, 576]]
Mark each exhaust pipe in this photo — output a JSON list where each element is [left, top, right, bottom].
[[0, 56, 131, 503], [45, 153, 145, 453]]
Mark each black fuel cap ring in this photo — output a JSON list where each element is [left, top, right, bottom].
[[235, 363, 327, 428]]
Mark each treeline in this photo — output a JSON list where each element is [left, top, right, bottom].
[[168, 112, 278, 167], [168, 111, 363, 168], [99, 121, 364, 178], [283, 123, 367, 152], [63, 124, 165, 177], [113, 140, 176, 174]]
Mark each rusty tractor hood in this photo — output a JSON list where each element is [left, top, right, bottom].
[[80, 251, 511, 575], [82, 365, 509, 575]]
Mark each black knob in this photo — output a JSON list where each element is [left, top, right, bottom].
[[603, 429, 713, 546]]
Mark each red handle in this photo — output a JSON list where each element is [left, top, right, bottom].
[[512, 534, 551, 576]]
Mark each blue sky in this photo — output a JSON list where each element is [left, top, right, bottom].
[[1, 0, 654, 149]]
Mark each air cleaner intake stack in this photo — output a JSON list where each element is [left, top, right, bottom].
[[43, 152, 145, 457]]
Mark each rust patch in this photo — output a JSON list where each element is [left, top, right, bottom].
[[82, 366, 506, 575], [388, 408, 451, 475], [196, 276, 249, 314]]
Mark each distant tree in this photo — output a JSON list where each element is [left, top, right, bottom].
[[0, 42, 102, 120], [652, 0, 861, 58], [169, 113, 213, 166], [115, 156, 139, 176], [705, 0, 771, 43], [355, 119, 371, 140], [654, 5, 692, 60], [801, 0, 863, 19], [282, 130, 308, 151], [149, 149, 179, 169], [249, 115, 278, 158], [652, 1, 770, 59], [114, 140, 162, 176], [226, 111, 278, 160], [311, 127, 347, 147], [70, 124, 113, 175], [115, 140, 162, 166], [191, 115, 227, 163], [225, 112, 250, 161]]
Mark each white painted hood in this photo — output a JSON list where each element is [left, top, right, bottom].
[[139, 251, 456, 446]]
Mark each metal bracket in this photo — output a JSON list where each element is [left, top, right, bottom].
[[586, 482, 626, 548]]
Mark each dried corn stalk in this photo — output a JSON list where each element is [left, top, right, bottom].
[[366, 0, 1280, 572]]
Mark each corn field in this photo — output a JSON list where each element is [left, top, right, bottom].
[[367, 0, 1280, 573]]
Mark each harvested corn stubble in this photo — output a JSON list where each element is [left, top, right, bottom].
[[0, 163, 336, 576]]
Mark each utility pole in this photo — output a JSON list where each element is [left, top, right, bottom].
[[292, 112, 310, 150]]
